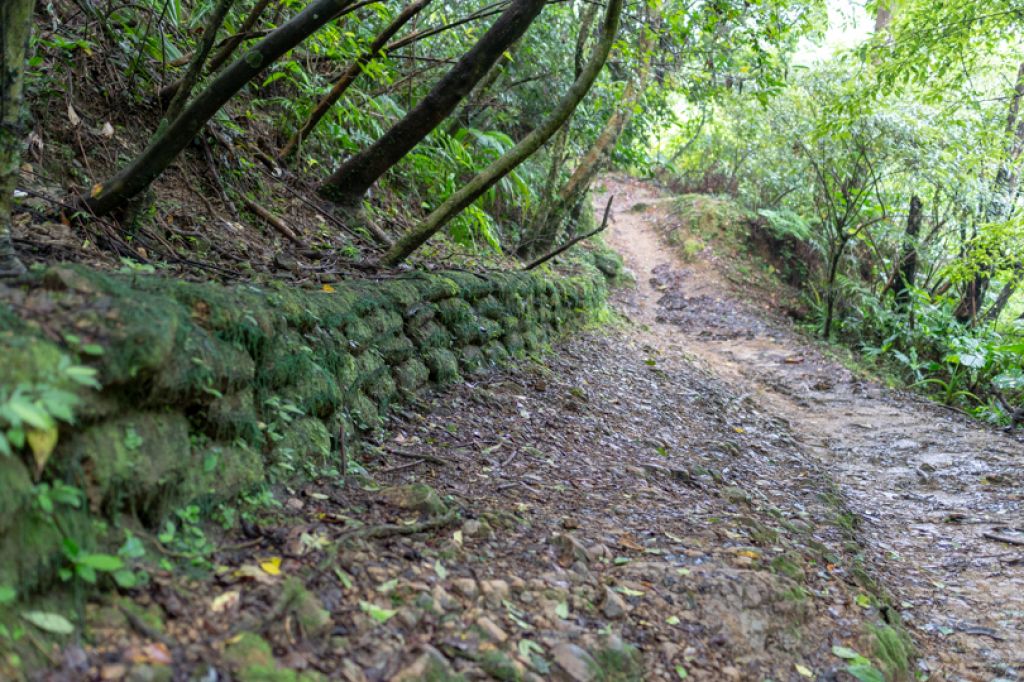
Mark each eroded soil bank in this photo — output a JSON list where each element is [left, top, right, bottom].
[[29, 179, 1022, 682]]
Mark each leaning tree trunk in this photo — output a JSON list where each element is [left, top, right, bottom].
[[159, 0, 274, 106], [280, 0, 432, 160], [379, 0, 623, 266], [85, 0, 360, 216], [164, 0, 237, 121], [893, 194, 922, 312], [317, 0, 549, 207], [0, 0, 33, 277], [520, 20, 654, 258], [981, 266, 1022, 324]]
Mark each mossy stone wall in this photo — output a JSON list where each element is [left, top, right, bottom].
[[0, 260, 611, 599]]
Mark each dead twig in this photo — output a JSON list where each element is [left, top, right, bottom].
[[523, 195, 614, 271], [385, 446, 451, 466]]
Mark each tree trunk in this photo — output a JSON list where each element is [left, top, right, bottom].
[[955, 61, 1024, 322], [85, 0, 360, 216], [379, 0, 623, 266], [981, 266, 1022, 325], [159, 0, 274, 107], [318, 0, 549, 207], [893, 194, 922, 312], [280, 0, 432, 160], [0, 0, 33, 277], [165, 0, 237, 120]]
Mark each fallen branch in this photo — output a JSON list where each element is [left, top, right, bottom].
[[385, 446, 450, 466], [523, 195, 613, 271], [242, 197, 305, 246]]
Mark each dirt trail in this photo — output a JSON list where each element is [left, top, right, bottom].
[[602, 176, 1024, 680], [51, 180, 1024, 682]]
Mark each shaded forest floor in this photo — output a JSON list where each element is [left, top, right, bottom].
[[40, 178, 1023, 681]]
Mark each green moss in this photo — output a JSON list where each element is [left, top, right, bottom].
[[205, 388, 262, 444], [591, 640, 644, 681], [0, 457, 33, 535], [436, 298, 474, 326], [409, 321, 452, 350], [423, 349, 460, 384], [395, 359, 430, 392], [482, 341, 510, 366], [459, 346, 486, 374], [224, 632, 275, 671], [186, 443, 264, 502], [348, 391, 380, 431], [270, 418, 332, 467], [869, 624, 912, 677], [479, 650, 522, 681], [378, 334, 415, 363], [365, 309, 403, 337]]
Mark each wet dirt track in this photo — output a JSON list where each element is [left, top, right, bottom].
[[602, 175, 1024, 681]]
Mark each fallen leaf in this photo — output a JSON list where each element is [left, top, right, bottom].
[[618, 533, 644, 551], [67, 104, 81, 127], [666, 615, 680, 625], [795, 663, 813, 678], [232, 565, 277, 585], [322, 284, 335, 293], [210, 590, 240, 613], [359, 601, 396, 623], [259, 557, 282, 575], [22, 611, 74, 634], [100, 122, 114, 138], [129, 642, 172, 665], [555, 601, 569, 619]]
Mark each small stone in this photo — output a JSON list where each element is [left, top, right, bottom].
[[381, 483, 447, 516], [432, 585, 460, 611], [451, 577, 479, 600], [462, 519, 483, 536], [285, 497, 304, 511], [476, 616, 508, 643], [391, 652, 448, 681], [721, 486, 751, 505], [481, 579, 510, 607], [339, 659, 368, 682], [551, 643, 597, 682], [551, 533, 590, 566], [602, 587, 628, 619], [126, 665, 172, 682], [100, 664, 128, 680]]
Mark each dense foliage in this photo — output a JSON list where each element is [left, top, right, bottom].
[[669, 1, 1024, 422]]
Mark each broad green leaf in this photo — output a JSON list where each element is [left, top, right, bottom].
[[21, 611, 74, 635], [77, 554, 124, 572], [359, 601, 397, 623]]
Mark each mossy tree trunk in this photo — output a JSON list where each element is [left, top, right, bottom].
[[0, 0, 33, 277], [521, 22, 654, 258], [279, 0, 433, 161], [317, 0, 549, 208], [85, 0, 360, 216], [379, 0, 623, 267]]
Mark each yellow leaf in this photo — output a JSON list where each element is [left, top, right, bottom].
[[90, 183, 103, 198], [210, 590, 240, 613], [795, 663, 813, 678], [321, 284, 335, 293], [738, 550, 761, 559], [259, 557, 282, 575], [733, 427, 745, 433], [27, 426, 59, 475]]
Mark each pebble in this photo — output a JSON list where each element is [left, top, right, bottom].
[[451, 577, 479, 600], [476, 615, 509, 643], [551, 643, 597, 682], [602, 586, 628, 619]]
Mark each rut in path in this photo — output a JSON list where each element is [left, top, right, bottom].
[[602, 176, 1024, 680]]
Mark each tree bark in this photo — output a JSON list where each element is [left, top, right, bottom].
[[0, 0, 33, 277], [279, 0, 432, 160], [379, 0, 623, 266], [893, 194, 922, 312], [85, 0, 360, 216], [981, 266, 1022, 325], [318, 0, 549, 207]]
